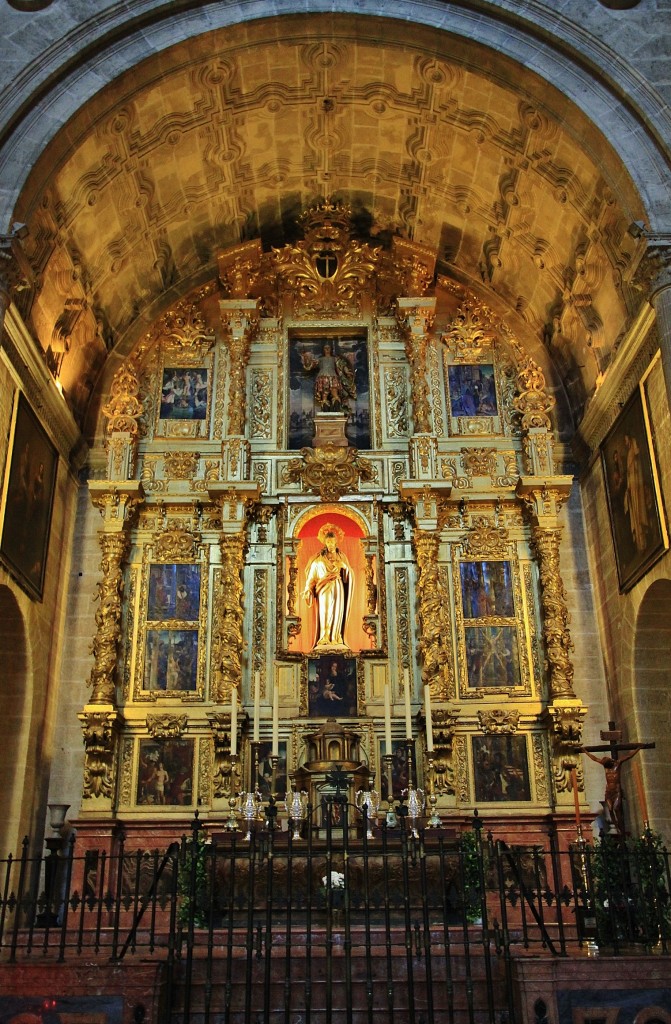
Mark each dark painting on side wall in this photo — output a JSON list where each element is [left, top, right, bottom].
[[601, 384, 668, 592], [0, 392, 58, 600]]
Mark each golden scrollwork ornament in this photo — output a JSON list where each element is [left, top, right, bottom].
[[283, 444, 374, 502]]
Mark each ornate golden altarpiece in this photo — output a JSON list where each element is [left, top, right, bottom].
[[77, 201, 586, 845]]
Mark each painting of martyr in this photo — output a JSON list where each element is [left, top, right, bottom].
[[137, 738, 194, 806], [160, 367, 208, 420], [473, 734, 531, 803], [460, 560, 514, 619], [465, 625, 521, 689], [148, 563, 201, 621], [448, 364, 497, 417], [288, 334, 370, 449], [143, 629, 199, 692]]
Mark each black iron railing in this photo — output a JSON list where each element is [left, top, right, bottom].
[[1, 804, 670, 1024]]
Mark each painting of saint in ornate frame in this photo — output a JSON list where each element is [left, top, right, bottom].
[[0, 392, 58, 600], [465, 625, 521, 689], [148, 563, 201, 620], [143, 629, 199, 692], [256, 740, 288, 800], [380, 740, 416, 802], [308, 655, 358, 717], [159, 367, 208, 420], [136, 738, 195, 806], [601, 382, 668, 592], [447, 364, 498, 418], [460, 560, 514, 619], [472, 734, 531, 803], [288, 332, 370, 450]]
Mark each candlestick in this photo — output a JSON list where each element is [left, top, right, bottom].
[[384, 683, 392, 753], [632, 760, 650, 827], [253, 670, 260, 743], [272, 684, 279, 758], [424, 685, 434, 751], [230, 687, 238, 757], [570, 767, 581, 827], [404, 668, 412, 739]]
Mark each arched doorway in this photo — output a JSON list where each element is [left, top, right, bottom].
[[0, 586, 30, 855], [633, 578, 671, 838]]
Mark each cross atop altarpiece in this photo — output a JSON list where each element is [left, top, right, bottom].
[[581, 721, 655, 836]]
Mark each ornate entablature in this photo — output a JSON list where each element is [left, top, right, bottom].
[[84, 201, 583, 826]]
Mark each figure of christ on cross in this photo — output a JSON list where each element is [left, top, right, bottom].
[[580, 721, 654, 837]]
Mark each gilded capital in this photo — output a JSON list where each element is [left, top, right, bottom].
[[634, 235, 671, 299], [0, 228, 33, 313]]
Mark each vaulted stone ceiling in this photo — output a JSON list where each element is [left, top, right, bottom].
[[13, 14, 647, 433]]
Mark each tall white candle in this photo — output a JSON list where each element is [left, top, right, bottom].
[[272, 684, 279, 758], [424, 685, 434, 751], [253, 670, 261, 743], [404, 668, 412, 739], [384, 683, 392, 754], [230, 687, 237, 756]]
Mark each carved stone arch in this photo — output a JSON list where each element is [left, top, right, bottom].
[[632, 577, 671, 837], [0, 586, 31, 855]]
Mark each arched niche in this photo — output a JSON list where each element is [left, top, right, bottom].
[[632, 577, 671, 837], [291, 505, 372, 656], [0, 585, 30, 854]]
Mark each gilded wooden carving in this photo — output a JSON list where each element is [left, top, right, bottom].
[[88, 532, 130, 704], [414, 530, 453, 700], [146, 713, 188, 739], [283, 444, 374, 502], [79, 710, 120, 800], [211, 531, 247, 702], [478, 709, 520, 734], [531, 525, 576, 700]]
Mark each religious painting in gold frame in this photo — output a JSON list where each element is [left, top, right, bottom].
[[442, 351, 504, 438], [472, 734, 532, 803], [453, 548, 532, 698], [600, 372, 668, 593], [153, 347, 215, 440], [288, 329, 370, 450], [136, 737, 195, 807], [134, 544, 208, 702]]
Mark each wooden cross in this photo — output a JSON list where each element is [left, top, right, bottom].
[[581, 721, 655, 835], [583, 720, 655, 761]]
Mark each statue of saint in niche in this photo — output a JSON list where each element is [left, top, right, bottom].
[[302, 523, 354, 650], [301, 342, 356, 412]]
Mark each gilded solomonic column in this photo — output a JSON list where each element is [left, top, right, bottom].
[[396, 297, 438, 479], [220, 298, 260, 481], [80, 481, 143, 811], [517, 481, 587, 802], [413, 528, 454, 702]]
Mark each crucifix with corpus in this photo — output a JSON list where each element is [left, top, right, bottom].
[[580, 721, 654, 836]]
